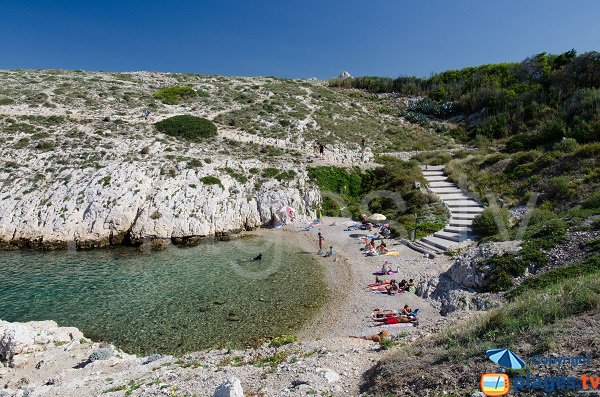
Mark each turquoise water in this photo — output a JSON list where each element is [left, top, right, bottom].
[[0, 234, 327, 355]]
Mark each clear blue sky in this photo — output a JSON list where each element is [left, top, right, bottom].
[[1, 0, 599, 78]]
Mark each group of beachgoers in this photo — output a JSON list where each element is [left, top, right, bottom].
[[312, 220, 420, 344]]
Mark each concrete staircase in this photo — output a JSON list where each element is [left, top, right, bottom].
[[402, 165, 483, 257]]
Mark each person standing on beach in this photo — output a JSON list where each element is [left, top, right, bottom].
[[317, 232, 325, 254], [360, 137, 366, 161]]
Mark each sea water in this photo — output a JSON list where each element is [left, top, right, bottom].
[[0, 233, 326, 355]]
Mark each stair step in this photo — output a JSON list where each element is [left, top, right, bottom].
[[451, 213, 479, 220], [434, 231, 472, 242], [428, 181, 455, 188], [420, 165, 445, 171], [449, 218, 474, 227], [445, 200, 483, 207], [437, 193, 471, 201], [445, 226, 472, 234], [422, 170, 445, 176], [414, 240, 444, 254], [424, 175, 448, 182], [429, 187, 462, 194], [421, 236, 458, 251], [449, 207, 484, 214]]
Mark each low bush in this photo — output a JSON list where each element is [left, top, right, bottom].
[[200, 176, 223, 188], [153, 86, 199, 104], [270, 335, 298, 347], [472, 207, 509, 237], [507, 255, 600, 299], [155, 115, 217, 142]]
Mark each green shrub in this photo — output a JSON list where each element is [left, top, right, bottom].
[[523, 210, 567, 249], [553, 137, 579, 153], [150, 211, 162, 220], [544, 176, 573, 200], [574, 142, 600, 158], [270, 335, 298, 347], [200, 176, 223, 188], [262, 167, 280, 178], [472, 207, 509, 237], [508, 255, 600, 299], [583, 190, 600, 209], [153, 86, 199, 104], [155, 115, 217, 142], [379, 337, 398, 350], [275, 170, 296, 182], [223, 167, 247, 183]]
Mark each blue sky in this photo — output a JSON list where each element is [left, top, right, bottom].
[[1, 0, 599, 78]]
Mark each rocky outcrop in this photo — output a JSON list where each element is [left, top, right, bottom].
[[0, 320, 386, 397], [0, 320, 83, 365], [0, 162, 320, 250], [417, 241, 521, 315]]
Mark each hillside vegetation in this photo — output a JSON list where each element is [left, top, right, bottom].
[[329, 51, 600, 396]]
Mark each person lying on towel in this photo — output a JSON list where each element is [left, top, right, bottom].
[[349, 330, 389, 342], [371, 315, 418, 326]]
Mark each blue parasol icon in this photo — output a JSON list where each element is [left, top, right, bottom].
[[486, 348, 526, 369]]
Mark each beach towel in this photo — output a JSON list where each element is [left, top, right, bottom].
[[384, 251, 400, 256], [373, 270, 398, 276], [371, 322, 418, 328]]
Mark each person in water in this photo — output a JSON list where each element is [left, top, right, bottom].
[[253, 253, 262, 261]]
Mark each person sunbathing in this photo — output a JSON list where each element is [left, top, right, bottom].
[[380, 261, 391, 274], [376, 240, 388, 254], [404, 279, 415, 291], [349, 330, 389, 342], [385, 279, 399, 295], [371, 315, 418, 326], [371, 308, 399, 318], [369, 276, 388, 287], [401, 305, 412, 316]]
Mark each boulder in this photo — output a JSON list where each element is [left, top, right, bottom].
[[323, 369, 340, 383], [338, 71, 352, 79], [213, 377, 244, 397], [0, 320, 83, 365]]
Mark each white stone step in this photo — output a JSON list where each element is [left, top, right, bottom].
[[413, 240, 444, 254], [429, 187, 462, 194], [428, 181, 455, 188], [437, 193, 471, 201], [444, 226, 472, 234], [451, 213, 479, 220], [434, 231, 472, 243], [449, 218, 474, 227], [421, 236, 458, 251], [420, 165, 445, 171], [445, 200, 482, 207], [422, 170, 445, 176], [424, 176, 448, 182], [449, 207, 484, 214]]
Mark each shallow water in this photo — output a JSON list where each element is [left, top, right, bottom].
[[1, 234, 327, 355]]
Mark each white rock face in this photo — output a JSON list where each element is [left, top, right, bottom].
[[213, 377, 244, 397], [418, 241, 521, 315], [0, 161, 320, 249], [0, 320, 83, 363]]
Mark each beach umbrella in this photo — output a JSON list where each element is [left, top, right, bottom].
[[369, 213, 386, 221], [486, 348, 526, 369], [278, 205, 295, 213]]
